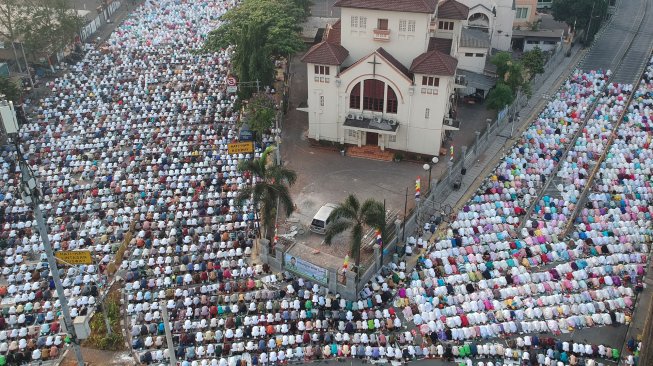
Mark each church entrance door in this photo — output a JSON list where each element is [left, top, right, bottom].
[[366, 132, 378, 146]]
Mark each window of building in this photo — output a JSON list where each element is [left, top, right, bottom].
[[320, 96, 324, 107], [363, 79, 385, 112], [438, 21, 454, 30], [388, 135, 396, 142], [351, 16, 358, 28], [349, 79, 398, 113], [543, 40, 557, 45], [425, 108, 430, 119], [351, 16, 367, 29], [464, 52, 473, 57], [387, 86, 398, 114], [399, 20, 416, 32], [377, 18, 388, 30], [407, 20, 416, 32], [516, 7, 528, 19], [314, 65, 330, 75], [526, 40, 539, 44], [349, 83, 360, 109], [422, 76, 440, 87], [475, 53, 484, 57], [348, 130, 358, 138]]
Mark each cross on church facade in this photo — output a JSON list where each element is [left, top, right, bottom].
[[368, 54, 381, 77]]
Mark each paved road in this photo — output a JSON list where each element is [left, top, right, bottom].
[[582, 0, 653, 83]]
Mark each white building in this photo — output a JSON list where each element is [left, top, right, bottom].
[[459, 0, 516, 51], [300, 0, 472, 157]]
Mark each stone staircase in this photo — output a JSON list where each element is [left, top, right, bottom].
[[346, 145, 394, 162]]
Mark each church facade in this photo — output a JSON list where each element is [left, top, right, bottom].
[[301, 0, 472, 156]]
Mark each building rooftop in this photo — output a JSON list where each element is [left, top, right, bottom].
[[460, 27, 491, 49], [428, 37, 453, 54], [376, 47, 412, 78], [512, 28, 564, 39], [437, 0, 469, 20], [324, 20, 342, 45], [301, 41, 350, 65], [333, 0, 438, 14], [410, 50, 458, 76]]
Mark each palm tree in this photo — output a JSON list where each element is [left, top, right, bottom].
[[325, 194, 385, 274], [237, 148, 297, 240]]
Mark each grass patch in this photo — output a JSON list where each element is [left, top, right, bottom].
[[82, 289, 126, 351]]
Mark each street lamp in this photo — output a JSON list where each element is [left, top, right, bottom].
[[273, 127, 281, 166], [422, 156, 439, 194]]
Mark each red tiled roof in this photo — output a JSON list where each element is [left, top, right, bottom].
[[301, 41, 349, 65], [376, 47, 411, 78], [333, 0, 438, 14], [428, 37, 453, 54], [437, 0, 469, 20], [410, 50, 458, 76], [324, 20, 342, 45]]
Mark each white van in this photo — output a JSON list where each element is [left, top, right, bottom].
[[310, 203, 338, 234]]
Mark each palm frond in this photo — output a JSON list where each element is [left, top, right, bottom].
[[274, 184, 295, 216], [361, 199, 386, 228], [350, 224, 364, 263], [324, 218, 352, 245], [235, 186, 254, 206], [327, 205, 356, 222], [344, 194, 360, 214], [269, 165, 298, 186]]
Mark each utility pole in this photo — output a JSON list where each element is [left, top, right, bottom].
[[19, 42, 34, 88], [584, 1, 597, 45], [160, 302, 176, 366], [20, 161, 85, 365], [1, 99, 83, 365]]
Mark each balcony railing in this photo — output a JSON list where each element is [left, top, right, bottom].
[[373, 28, 390, 41], [428, 20, 437, 32]]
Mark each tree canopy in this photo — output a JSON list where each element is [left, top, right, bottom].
[[1, 0, 82, 64], [237, 148, 297, 239], [490, 51, 532, 99], [325, 195, 385, 272], [485, 83, 514, 111], [521, 47, 545, 76], [0, 77, 22, 103], [203, 0, 305, 98], [552, 0, 608, 43], [242, 93, 277, 142]]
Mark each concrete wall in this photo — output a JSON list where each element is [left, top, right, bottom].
[[457, 46, 487, 73]]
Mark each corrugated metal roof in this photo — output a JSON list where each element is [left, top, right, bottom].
[[460, 27, 490, 49]]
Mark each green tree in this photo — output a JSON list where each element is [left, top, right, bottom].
[[18, 0, 83, 64], [203, 0, 304, 98], [325, 195, 385, 274], [552, 0, 608, 43], [0, 0, 28, 72], [243, 93, 277, 142], [237, 148, 297, 239], [491, 51, 532, 98], [521, 47, 545, 76], [0, 76, 22, 103], [291, 0, 313, 19], [491, 52, 512, 80], [486, 83, 514, 111]]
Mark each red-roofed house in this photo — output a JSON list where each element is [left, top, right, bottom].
[[300, 0, 478, 156]]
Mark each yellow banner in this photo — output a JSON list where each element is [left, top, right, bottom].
[[228, 141, 254, 154], [55, 251, 93, 265]]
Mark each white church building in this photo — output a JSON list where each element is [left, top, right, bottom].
[[300, 0, 477, 157]]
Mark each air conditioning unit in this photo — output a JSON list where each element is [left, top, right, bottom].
[[356, 114, 364, 120], [444, 117, 454, 126], [387, 119, 397, 126], [373, 116, 382, 123], [347, 113, 355, 120]]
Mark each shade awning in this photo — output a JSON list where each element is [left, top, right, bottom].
[[343, 115, 400, 135]]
